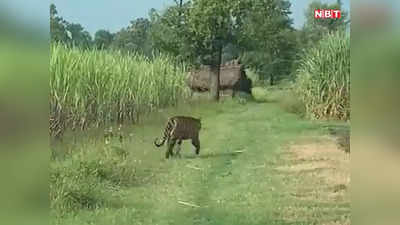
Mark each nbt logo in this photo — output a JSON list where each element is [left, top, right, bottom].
[[314, 9, 341, 19]]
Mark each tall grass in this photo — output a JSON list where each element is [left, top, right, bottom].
[[295, 31, 350, 120], [50, 44, 190, 135], [51, 145, 136, 217]]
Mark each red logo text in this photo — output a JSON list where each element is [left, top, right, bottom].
[[314, 9, 341, 19]]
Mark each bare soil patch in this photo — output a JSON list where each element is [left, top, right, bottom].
[[276, 137, 350, 224]]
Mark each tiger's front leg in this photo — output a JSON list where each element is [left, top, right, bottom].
[[166, 138, 176, 159], [175, 139, 183, 158]]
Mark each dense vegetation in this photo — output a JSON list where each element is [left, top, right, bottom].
[[50, 44, 190, 135], [50, 0, 349, 87], [296, 31, 350, 120], [51, 143, 135, 218]]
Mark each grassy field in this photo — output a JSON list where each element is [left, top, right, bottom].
[[51, 96, 350, 225]]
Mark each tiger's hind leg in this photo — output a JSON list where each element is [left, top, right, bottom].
[[192, 137, 200, 155], [175, 139, 183, 158], [166, 138, 176, 159]]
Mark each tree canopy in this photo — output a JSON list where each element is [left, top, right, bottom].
[[50, 0, 349, 90], [50, 3, 92, 49], [300, 0, 349, 47], [94, 30, 114, 50]]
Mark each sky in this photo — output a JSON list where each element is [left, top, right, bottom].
[[2, 0, 350, 36], [50, 0, 349, 35]]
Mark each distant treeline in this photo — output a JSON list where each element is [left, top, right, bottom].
[[50, 0, 349, 85]]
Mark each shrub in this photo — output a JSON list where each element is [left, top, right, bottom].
[[234, 91, 253, 104], [50, 146, 135, 217], [278, 90, 306, 117], [50, 160, 113, 216], [295, 31, 350, 120], [245, 69, 263, 87]]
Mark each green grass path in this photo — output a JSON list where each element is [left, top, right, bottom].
[[62, 101, 347, 225]]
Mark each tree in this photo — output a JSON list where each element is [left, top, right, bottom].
[[187, 0, 236, 101], [94, 30, 114, 50], [301, 0, 349, 47], [112, 18, 152, 56], [50, 4, 93, 49], [238, 0, 295, 85], [150, 2, 194, 66], [66, 23, 92, 49], [50, 4, 69, 43]]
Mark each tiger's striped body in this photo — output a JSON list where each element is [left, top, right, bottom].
[[154, 116, 201, 159]]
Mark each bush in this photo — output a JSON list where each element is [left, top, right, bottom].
[[50, 161, 112, 215], [245, 69, 263, 87], [234, 91, 253, 104], [295, 31, 350, 120], [278, 90, 306, 117], [50, 146, 135, 217]]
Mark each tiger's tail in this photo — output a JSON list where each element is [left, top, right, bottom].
[[154, 137, 165, 147], [154, 118, 175, 147]]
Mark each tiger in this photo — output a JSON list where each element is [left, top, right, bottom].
[[154, 116, 201, 159]]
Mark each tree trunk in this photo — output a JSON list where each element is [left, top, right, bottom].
[[209, 64, 219, 101], [270, 74, 274, 86], [209, 46, 223, 101]]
